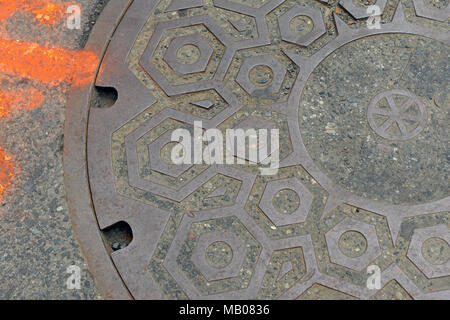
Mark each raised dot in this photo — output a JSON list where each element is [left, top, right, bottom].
[[289, 15, 313, 36], [422, 237, 450, 265], [338, 231, 368, 258], [205, 241, 233, 269], [176, 44, 200, 65], [249, 65, 274, 86], [272, 189, 300, 215]]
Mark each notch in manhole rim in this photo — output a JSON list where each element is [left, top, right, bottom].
[[101, 221, 133, 252]]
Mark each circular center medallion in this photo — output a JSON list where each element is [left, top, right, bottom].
[[299, 34, 449, 205], [205, 241, 233, 269]]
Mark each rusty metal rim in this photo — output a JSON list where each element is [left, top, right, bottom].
[[63, 0, 134, 300], [63, 0, 450, 299]]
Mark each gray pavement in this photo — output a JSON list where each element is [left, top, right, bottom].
[[0, 0, 448, 300], [0, 0, 108, 299]]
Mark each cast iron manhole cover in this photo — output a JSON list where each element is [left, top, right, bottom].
[[64, 0, 450, 299]]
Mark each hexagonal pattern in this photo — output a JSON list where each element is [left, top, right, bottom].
[[245, 166, 328, 240], [259, 177, 314, 227], [175, 216, 262, 295], [278, 5, 326, 46], [76, 0, 450, 300], [236, 54, 287, 95], [146, 129, 193, 178], [325, 217, 381, 271], [407, 224, 450, 278], [164, 34, 213, 75], [191, 230, 247, 281], [136, 17, 229, 96], [123, 115, 210, 197]]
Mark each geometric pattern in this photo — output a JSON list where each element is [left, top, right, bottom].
[[78, 0, 450, 299]]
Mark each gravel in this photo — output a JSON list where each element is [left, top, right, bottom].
[[0, 0, 110, 299]]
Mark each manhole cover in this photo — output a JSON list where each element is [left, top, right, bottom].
[[64, 0, 450, 299]]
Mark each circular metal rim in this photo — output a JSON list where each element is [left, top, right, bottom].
[[63, 1, 450, 300], [63, 0, 134, 300]]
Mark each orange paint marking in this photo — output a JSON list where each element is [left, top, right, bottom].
[[0, 0, 18, 21], [0, 0, 65, 25], [0, 2, 97, 200], [15, 88, 45, 110], [0, 39, 99, 87], [0, 92, 9, 118], [0, 146, 16, 200], [32, 2, 64, 25], [0, 88, 45, 118]]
